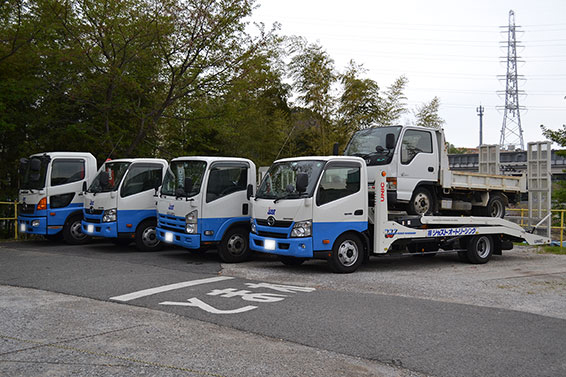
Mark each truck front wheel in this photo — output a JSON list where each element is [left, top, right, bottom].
[[63, 214, 90, 245], [407, 187, 434, 216], [328, 233, 364, 273], [135, 219, 162, 252], [218, 227, 251, 263]]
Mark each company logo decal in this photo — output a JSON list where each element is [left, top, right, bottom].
[[89, 200, 94, 206], [385, 229, 398, 238], [380, 182, 386, 202], [267, 208, 276, 215], [168, 204, 174, 210], [267, 216, 276, 226]]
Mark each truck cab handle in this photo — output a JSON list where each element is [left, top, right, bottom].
[[428, 167, 434, 172]]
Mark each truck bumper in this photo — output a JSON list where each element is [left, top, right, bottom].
[[250, 233, 314, 258], [156, 227, 201, 249], [82, 220, 118, 238], [18, 216, 50, 235]]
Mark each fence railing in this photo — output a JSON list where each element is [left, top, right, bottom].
[[0, 201, 18, 240], [507, 208, 565, 248], [0, 201, 564, 247]]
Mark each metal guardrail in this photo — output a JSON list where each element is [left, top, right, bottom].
[[507, 208, 565, 248], [0, 201, 18, 240]]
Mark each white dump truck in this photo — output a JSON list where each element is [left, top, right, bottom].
[[18, 152, 98, 244], [249, 156, 549, 273], [343, 125, 526, 217]]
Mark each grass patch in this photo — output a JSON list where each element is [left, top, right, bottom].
[[538, 246, 566, 255]]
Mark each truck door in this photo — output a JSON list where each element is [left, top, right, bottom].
[[396, 129, 438, 201], [200, 162, 250, 242], [313, 161, 366, 251], [47, 158, 88, 226], [117, 162, 165, 233]]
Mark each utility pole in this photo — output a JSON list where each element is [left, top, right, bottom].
[[476, 105, 484, 146]]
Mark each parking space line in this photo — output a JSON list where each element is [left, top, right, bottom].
[[110, 276, 235, 302]]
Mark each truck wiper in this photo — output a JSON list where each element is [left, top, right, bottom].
[[273, 193, 308, 203]]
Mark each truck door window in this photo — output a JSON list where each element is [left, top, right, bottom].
[[206, 164, 248, 203], [400, 130, 433, 165], [51, 159, 85, 186], [316, 164, 361, 206], [120, 164, 164, 197]]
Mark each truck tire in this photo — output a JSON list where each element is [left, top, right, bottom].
[[465, 235, 493, 264], [218, 226, 251, 263], [62, 214, 90, 245], [279, 256, 307, 266], [407, 187, 434, 216], [328, 233, 364, 273], [135, 219, 162, 252], [474, 193, 506, 218]]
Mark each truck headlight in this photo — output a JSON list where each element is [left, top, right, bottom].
[[102, 208, 117, 222], [250, 219, 257, 234], [291, 220, 312, 238], [185, 210, 197, 234]]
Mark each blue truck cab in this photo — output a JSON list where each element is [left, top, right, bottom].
[[18, 152, 98, 244], [156, 156, 256, 262], [82, 158, 168, 251]]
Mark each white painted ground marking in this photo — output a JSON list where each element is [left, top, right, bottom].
[[207, 288, 287, 303], [245, 283, 316, 293], [160, 297, 257, 314], [109, 276, 234, 302]]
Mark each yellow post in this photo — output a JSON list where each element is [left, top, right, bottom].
[[14, 201, 18, 240], [561, 211, 564, 249]]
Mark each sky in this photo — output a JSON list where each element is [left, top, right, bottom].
[[250, 0, 566, 149]]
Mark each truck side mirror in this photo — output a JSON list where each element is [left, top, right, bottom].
[[246, 184, 253, 200], [99, 172, 110, 188], [184, 177, 193, 194], [296, 173, 308, 193], [386, 133, 396, 150], [332, 142, 339, 156], [30, 158, 41, 172], [82, 181, 87, 193], [19, 158, 29, 174]]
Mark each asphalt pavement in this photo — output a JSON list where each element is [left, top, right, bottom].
[[1, 239, 565, 377]]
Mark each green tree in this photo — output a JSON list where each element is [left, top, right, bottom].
[[541, 124, 566, 208], [414, 96, 444, 129], [379, 75, 408, 127], [288, 39, 336, 155]]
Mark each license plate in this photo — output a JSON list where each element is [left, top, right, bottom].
[[20, 224, 26, 232], [164, 232, 174, 243], [87, 224, 94, 234], [264, 239, 276, 250]]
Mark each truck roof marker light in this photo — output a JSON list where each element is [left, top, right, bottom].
[[381, 171, 387, 177], [37, 197, 47, 211]]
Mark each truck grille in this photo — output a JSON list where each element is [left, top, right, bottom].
[[256, 219, 293, 228]]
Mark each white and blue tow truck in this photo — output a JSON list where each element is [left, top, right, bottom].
[[82, 158, 168, 251], [18, 152, 98, 244], [156, 156, 256, 263], [249, 156, 550, 273]]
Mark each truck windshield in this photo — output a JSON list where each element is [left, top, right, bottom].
[[344, 126, 402, 165], [88, 162, 131, 193], [256, 160, 325, 200], [161, 160, 207, 197], [20, 156, 49, 190]]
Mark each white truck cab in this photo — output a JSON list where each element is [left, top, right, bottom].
[[344, 125, 525, 217], [250, 156, 549, 273], [18, 152, 98, 244], [156, 157, 256, 262], [82, 158, 168, 251]]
